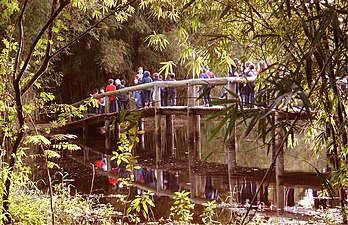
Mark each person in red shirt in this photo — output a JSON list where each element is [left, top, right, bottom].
[[106, 79, 118, 112]]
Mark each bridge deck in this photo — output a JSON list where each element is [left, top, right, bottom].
[[57, 105, 307, 133]]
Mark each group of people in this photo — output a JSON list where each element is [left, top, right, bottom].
[[220, 58, 268, 108], [91, 78, 129, 114], [133, 67, 177, 108], [91, 59, 268, 114], [90, 66, 178, 114]]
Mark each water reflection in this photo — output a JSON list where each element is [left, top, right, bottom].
[[61, 116, 337, 221]]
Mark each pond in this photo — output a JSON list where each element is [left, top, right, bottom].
[[49, 116, 335, 223]]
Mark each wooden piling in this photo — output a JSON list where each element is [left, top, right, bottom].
[[82, 122, 89, 161], [166, 115, 175, 158], [225, 79, 238, 200], [227, 126, 237, 202], [154, 84, 162, 163], [115, 118, 120, 141], [187, 84, 201, 164], [227, 81, 236, 100], [275, 122, 285, 214], [139, 117, 145, 151], [156, 168, 162, 192], [106, 154, 112, 173], [105, 97, 111, 150], [227, 129, 237, 172]]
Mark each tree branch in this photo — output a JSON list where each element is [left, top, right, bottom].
[[13, 0, 28, 81], [20, 0, 136, 95], [15, 0, 69, 84], [49, 0, 137, 59]]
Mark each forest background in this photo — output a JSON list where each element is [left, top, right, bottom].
[[0, 0, 347, 224]]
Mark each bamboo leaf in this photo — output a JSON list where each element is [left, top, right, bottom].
[[305, 58, 312, 88], [200, 152, 213, 166], [207, 105, 233, 121], [220, 4, 232, 19], [142, 201, 148, 214], [182, 0, 196, 11], [298, 91, 312, 120], [332, 13, 340, 47], [310, 18, 329, 48], [224, 106, 238, 141], [209, 114, 229, 141]]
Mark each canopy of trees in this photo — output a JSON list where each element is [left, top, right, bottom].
[[0, 0, 347, 223]]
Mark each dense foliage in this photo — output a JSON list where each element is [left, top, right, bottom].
[[0, 0, 347, 224]]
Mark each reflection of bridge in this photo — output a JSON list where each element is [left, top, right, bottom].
[[56, 77, 315, 214]]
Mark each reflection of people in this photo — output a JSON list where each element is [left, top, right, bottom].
[[108, 168, 119, 186], [142, 168, 156, 187], [95, 157, 107, 172], [136, 166, 143, 184], [238, 181, 257, 205], [205, 176, 217, 200], [260, 185, 270, 207], [163, 171, 179, 192]]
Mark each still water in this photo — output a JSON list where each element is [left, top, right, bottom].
[[56, 117, 332, 222]]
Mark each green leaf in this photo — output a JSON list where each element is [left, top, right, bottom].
[[220, 4, 232, 19], [332, 13, 340, 47], [142, 201, 148, 214]]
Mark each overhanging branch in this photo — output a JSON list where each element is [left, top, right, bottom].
[[13, 0, 28, 81], [20, 0, 136, 96], [15, 0, 69, 85]]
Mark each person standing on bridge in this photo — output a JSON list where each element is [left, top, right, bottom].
[[244, 63, 257, 108], [152, 73, 163, 106], [167, 73, 177, 106], [133, 67, 143, 109], [140, 71, 153, 107], [106, 78, 118, 113], [98, 87, 106, 114], [200, 68, 215, 107], [91, 89, 99, 114]]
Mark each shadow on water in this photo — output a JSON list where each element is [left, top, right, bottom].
[[52, 116, 336, 223]]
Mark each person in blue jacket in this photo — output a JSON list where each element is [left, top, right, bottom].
[[140, 71, 153, 107]]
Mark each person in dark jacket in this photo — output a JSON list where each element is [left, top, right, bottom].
[[140, 71, 153, 107], [167, 73, 177, 106], [200, 69, 215, 107]]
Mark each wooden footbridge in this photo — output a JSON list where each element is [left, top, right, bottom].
[[56, 76, 314, 213]]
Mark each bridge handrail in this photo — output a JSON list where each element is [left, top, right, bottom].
[[72, 76, 256, 107]]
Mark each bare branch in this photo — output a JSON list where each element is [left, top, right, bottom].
[[20, 0, 137, 96], [13, 0, 28, 81], [15, 0, 70, 84], [49, 0, 137, 59]]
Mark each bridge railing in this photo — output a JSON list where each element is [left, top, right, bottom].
[[71, 76, 256, 117]]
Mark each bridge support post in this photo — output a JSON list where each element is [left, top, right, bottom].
[[139, 117, 145, 152], [82, 122, 89, 161], [227, 126, 237, 202], [105, 97, 111, 150], [274, 116, 285, 214], [115, 118, 120, 141], [105, 119, 111, 150], [225, 80, 238, 202], [227, 80, 237, 101], [154, 84, 162, 163], [187, 84, 201, 165], [165, 115, 175, 158]]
